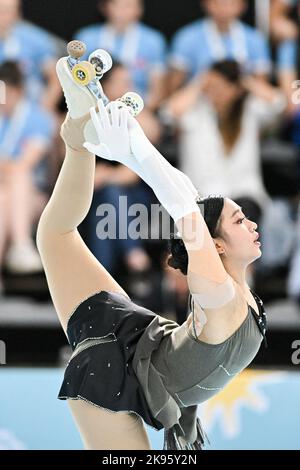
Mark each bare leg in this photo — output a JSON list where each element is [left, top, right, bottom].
[[31, 188, 48, 225], [7, 167, 36, 246], [36, 115, 150, 450], [36, 55, 150, 450], [3, 168, 46, 273]]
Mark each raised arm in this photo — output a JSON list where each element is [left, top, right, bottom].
[[83, 100, 199, 204], [84, 102, 236, 326]]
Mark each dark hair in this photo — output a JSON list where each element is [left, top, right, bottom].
[[167, 196, 225, 275], [100, 59, 124, 85], [100, 0, 142, 5], [211, 59, 241, 83], [210, 60, 247, 151], [0, 61, 24, 88]]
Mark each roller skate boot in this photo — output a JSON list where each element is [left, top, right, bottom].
[[56, 41, 144, 144]]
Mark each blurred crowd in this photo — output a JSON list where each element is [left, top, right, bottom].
[[1, 0, 300, 320]]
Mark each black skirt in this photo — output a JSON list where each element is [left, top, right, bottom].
[[58, 290, 163, 431]]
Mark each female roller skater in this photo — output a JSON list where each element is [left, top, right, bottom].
[[36, 42, 267, 450]]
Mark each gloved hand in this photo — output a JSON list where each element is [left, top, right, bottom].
[[83, 100, 132, 161], [83, 99, 162, 184]]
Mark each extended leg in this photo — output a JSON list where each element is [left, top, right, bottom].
[[68, 400, 152, 450], [36, 114, 129, 331], [36, 45, 150, 452], [37, 54, 129, 331]]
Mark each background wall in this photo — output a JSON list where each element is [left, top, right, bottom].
[[22, 0, 256, 41]]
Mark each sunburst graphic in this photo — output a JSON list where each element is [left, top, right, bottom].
[[199, 369, 285, 439]]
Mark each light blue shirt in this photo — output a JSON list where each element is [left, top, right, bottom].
[[170, 19, 271, 80], [0, 98, 55, 190], [277, 40, 296, 71], [74, 22, 167, 97], [0, 101, 54, 158], [0, 21, 56, 101]]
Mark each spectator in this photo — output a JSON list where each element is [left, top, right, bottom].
[[0, 0, 60, 110], [270, 0, 298, 43], [164, 60, 285, 286], [277, 2, 300, 117], [276, 1, 300, 201], [75, 0, 167, 110], [164, 60, 285, 225], [274, 2, 300, 303], [0, 61, 55, 285], [68, 61, 162, 276], [169, 0, 271, 92]]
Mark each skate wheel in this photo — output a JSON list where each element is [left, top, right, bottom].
[[118, 92, 144, 116], [67, 40, 86, 59], [72, 61, 96, 85], [88, 49, 113, 76]]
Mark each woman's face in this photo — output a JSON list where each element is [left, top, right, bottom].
[[203, 0, 245, 25], [216, 198, 261, 265], [204, 71, 242, 110], [0, 0, 19, 34]]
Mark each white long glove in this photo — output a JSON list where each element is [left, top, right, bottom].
[[84, 100, 199, 224]]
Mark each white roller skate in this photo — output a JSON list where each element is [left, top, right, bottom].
[[56, 40, 144, 145]]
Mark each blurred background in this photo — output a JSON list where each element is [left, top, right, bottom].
[[0, 0, 300, 449]]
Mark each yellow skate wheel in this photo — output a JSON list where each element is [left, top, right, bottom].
[[72, 62, 96, 86]]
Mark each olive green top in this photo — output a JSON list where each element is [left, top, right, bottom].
[[132, 290, 266, 450]]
